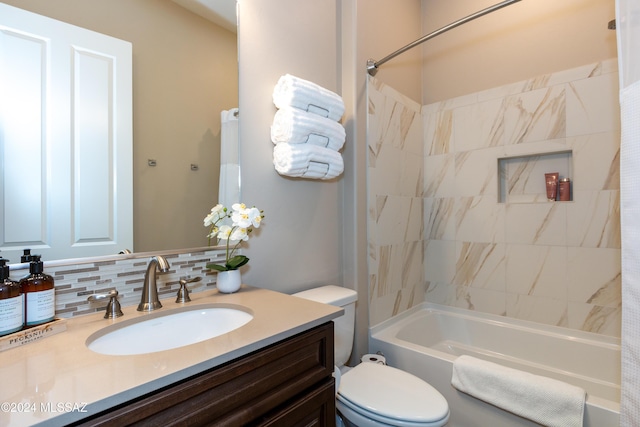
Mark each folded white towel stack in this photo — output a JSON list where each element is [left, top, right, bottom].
[[273, 143, 344, 180], [451, 355, 586, 427], [271, 74, 346, 180], [273, 74, 345, 121], [271, 107, 346, 151]]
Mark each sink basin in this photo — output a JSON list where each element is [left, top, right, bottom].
[[86, 304, 253, 356]]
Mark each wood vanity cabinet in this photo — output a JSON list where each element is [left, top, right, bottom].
[[72, 322, 336, 427]]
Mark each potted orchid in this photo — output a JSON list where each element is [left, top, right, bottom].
[[204, 203, 264, 292]]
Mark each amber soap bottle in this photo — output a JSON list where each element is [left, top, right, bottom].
[[20, 255, 55, 327], [0, 257, 24, 336]]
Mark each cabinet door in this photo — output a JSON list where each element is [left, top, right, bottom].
[[255, 378, 336, 427], [0, 3, 133, 262]]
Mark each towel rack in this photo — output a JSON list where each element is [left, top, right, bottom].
[[367, 0, 523, 76]]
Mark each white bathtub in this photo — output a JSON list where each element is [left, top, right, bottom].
[[369, 303, 620, 427]]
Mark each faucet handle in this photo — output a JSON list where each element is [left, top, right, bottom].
[[176, 276, 202, 303], [88, 290, 124, 319]]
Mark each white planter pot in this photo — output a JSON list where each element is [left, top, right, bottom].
[[217, 270, 242, 293]]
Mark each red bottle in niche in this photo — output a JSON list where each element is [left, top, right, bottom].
[[558, 178, 571, 201]]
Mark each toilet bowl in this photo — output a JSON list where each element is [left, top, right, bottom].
[[293, 286, 450, 427]]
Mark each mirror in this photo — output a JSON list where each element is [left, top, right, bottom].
[[0, 0, 238, 262]]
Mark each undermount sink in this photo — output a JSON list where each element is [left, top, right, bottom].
[[86, 304, 254, 356]]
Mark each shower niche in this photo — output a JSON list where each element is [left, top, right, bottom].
[[498, 150, 573, 203]]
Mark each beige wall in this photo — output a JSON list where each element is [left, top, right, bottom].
[[237, 0, 343, 294], [421, 0, 617, 103], [1, 0, 238, 253]]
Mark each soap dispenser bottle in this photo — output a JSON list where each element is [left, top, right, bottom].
[[20, 255, 55, 327], [0, 258, 23, 336]]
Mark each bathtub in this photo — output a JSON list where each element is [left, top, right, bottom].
[[369, 303, 620, 427]]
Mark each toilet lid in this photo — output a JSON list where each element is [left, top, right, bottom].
[[337, 363, 449, 423]]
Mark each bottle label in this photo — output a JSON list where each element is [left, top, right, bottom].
[[25, 289, 55, 326], [0, 294, 24, 335]]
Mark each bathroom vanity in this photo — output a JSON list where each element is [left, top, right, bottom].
[[0, 286, 341, 426]]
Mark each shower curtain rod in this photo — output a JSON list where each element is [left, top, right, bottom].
[[367, 0, 522, 76]]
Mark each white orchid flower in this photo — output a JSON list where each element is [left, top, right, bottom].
[[230, 227, 249, 242], [204, 204, 226, 226], [217, 225, 232, 240], [248, 207, 262, 228]]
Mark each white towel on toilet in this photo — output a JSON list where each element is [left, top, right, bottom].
[[451, 355, 586, 427], [271, 107, 346, 151], [273, 74, 345, 121], [273, 142, 344, 180]]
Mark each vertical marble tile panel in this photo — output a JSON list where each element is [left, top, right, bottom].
[[453, 285, 507, 315], [424, 197, 456, 241], [506, 293, 568, 328], [455, 196, 505, 243], [505, 244, 568, 299], [402, 241, 424, 290], [424, 109, 452, 155], [369, 144, 402, 195], [374, 195, 402, 246], [568, 247, 621, 307], [454, 147, 502, 197], [453, 242, 506, 291], [375, 244, 403, 298], [568, 131, 620, 192], [400, 150, 424, 197], [424, 240, 456, 284], [566, 73, 620, 137], [567, 302, 621, 336], [453, 98, 505, 152], [424, 154, 455, 198], [503, 85, 566, 145], [505, 202, 567, 246], [567, 190, 621, 248]]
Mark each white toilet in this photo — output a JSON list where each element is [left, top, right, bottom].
[[293, 285, 450, 427]]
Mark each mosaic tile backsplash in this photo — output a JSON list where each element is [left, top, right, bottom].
[[368, 59, 621, 337], [9, 248, 228, 318]]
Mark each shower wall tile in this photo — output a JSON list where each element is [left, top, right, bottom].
[[567, 302, 621, 336], [505, 244, 568, 300], [424, 239, 456, 284], [424, 154, 455, 198], [506, 294, 568, 327], [566, 73, 621, 137], [455, 196, 505, 243], [454, 147, 502, 197], [453, 98, 505, 151], [503, 85, 566, 145], [419, 60, 621, 337], [368, 60, 620, 336], [368, 77, 425, 325], [424, 197, 456, 241], [568, 131, 620, 191], [567, 247, 621, 307], [566, 190, 621, 248], [424, 109, 453, 155], [452, 242, 506, 291], [505, 203, 568, 246]]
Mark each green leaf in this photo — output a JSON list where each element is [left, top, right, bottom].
[[226, 255, 249, 270], [206, 263, 229, 272]]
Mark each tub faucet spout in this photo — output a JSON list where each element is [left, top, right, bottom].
[[137, 256, 170, 311]]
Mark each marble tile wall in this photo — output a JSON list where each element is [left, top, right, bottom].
[[9, 248, 228, 318], [367, 59, 621, 337], [367, 77, 425, 326]]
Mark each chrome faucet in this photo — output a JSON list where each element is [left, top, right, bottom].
[[137, 256, 170, 311]]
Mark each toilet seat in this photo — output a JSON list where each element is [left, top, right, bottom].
[[337, 363, 449, 427]]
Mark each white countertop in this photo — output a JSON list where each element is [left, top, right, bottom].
[[0, 285, 342, 426]]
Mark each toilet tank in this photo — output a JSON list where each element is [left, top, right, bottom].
[[292, 285, 357, 367]]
